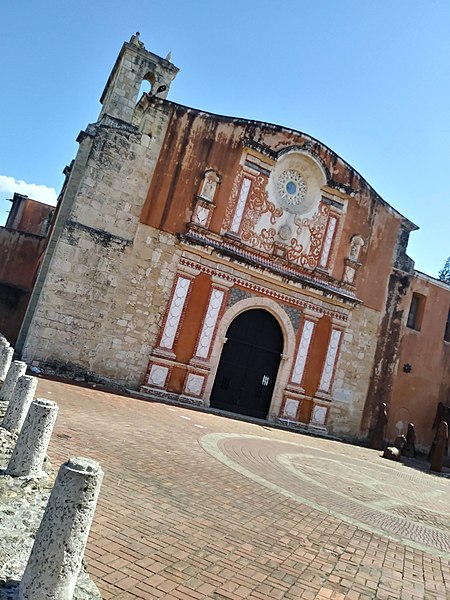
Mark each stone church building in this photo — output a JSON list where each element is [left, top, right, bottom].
[[14, 35, 450, 446]]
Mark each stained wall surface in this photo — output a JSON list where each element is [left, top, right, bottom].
[[386, 274, 450, 450]]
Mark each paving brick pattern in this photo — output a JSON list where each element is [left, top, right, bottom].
[[38, 379, 450, 599]]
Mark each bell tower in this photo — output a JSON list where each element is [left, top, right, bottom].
[[99, 32, 179, 123]]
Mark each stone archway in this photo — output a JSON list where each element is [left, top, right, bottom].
[[204, 296, 296, 419], [210, 309, 283, 419]]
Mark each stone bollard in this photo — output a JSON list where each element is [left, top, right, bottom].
[[7, 398, 58, 477], [19, 457, 104, 600], [0, 360, 27, 401], [0, 346, 14, 384], [2, 375, 38, 432]]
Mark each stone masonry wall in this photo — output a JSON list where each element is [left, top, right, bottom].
[[22, 224, 179, 388], [22, 102, 181, 388], [327, 304, 381, 438]]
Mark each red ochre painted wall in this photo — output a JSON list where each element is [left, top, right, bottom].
[[166, 273, 213, 394], [141, 106, 405, 317], [0, 229, 48, 343], [6, 195, 53, 236], [0, 194, 53, 344], [387, 275, 450, 449]]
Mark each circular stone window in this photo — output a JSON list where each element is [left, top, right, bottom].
[[276, 169, 307, 211]]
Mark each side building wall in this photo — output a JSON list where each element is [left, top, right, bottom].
[[386, 273, 450, 450], [0, 220, 49, 344]]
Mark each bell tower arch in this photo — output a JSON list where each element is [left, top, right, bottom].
[[99, 32, 179, 123]]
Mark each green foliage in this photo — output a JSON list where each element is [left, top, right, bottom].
[[438, 256, 450, 283]]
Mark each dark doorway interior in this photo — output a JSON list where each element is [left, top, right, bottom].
[[210, 309, 283, 419]]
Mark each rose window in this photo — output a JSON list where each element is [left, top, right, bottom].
[[276, 169, 307, 210]]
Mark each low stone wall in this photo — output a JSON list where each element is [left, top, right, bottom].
[[0, 400, 101, 599]]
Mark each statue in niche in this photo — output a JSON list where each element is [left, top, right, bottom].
[[369, 402, 388, 450], [199, 170, 220, 202], [348, 235, 364, 262]]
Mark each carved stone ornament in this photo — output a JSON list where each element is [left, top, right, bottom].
[[199, 170, 221, 202], [276, 169, 308, 212]]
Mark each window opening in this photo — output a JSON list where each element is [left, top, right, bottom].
[[407, 293, 425, 331], [444, 309, 450, 342]]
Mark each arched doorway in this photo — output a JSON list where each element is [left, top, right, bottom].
[[210, 309, 283, 419]]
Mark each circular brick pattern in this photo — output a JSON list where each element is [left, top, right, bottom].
[[201, 433, 450, 557]]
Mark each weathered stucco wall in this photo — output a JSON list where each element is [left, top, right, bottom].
[[386, 275, 450, 450]]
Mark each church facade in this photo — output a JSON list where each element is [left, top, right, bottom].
[[15, 35, 449, 444]]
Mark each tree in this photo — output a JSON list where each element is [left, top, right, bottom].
[[438, 256, 450, 283]]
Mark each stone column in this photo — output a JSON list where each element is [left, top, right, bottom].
[[0, 360, 27, 401], [2, 375, 38, 432], [7, 398, 58, 478], [19, 457, 104, 600], [0, 346, 14, 383]]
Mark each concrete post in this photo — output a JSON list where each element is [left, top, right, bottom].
[[2, 375, 38, 432], [0, 346, 14, 383], [0, 360, 27, 401], [7, 398, 58, 477], [19, 457, 104, 600]]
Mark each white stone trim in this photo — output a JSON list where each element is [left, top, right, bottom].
[[283, 398, 300, 419], [230, 177, 251, 233], [184, 373, 205, 397], [291, 319, 316, 386], [319, 216, 337, 269], [204, 296, 296, 418], [194, 287, 226, 359], [318, 328, 342, 393], [310, 404, 328, 426], [159, 275, 191, 350], [148, 364, 169, 388]]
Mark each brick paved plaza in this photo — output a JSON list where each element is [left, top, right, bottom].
[[39, 379, 450, 600]]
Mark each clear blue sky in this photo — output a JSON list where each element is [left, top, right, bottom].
[[1, 1, 449, 276]]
